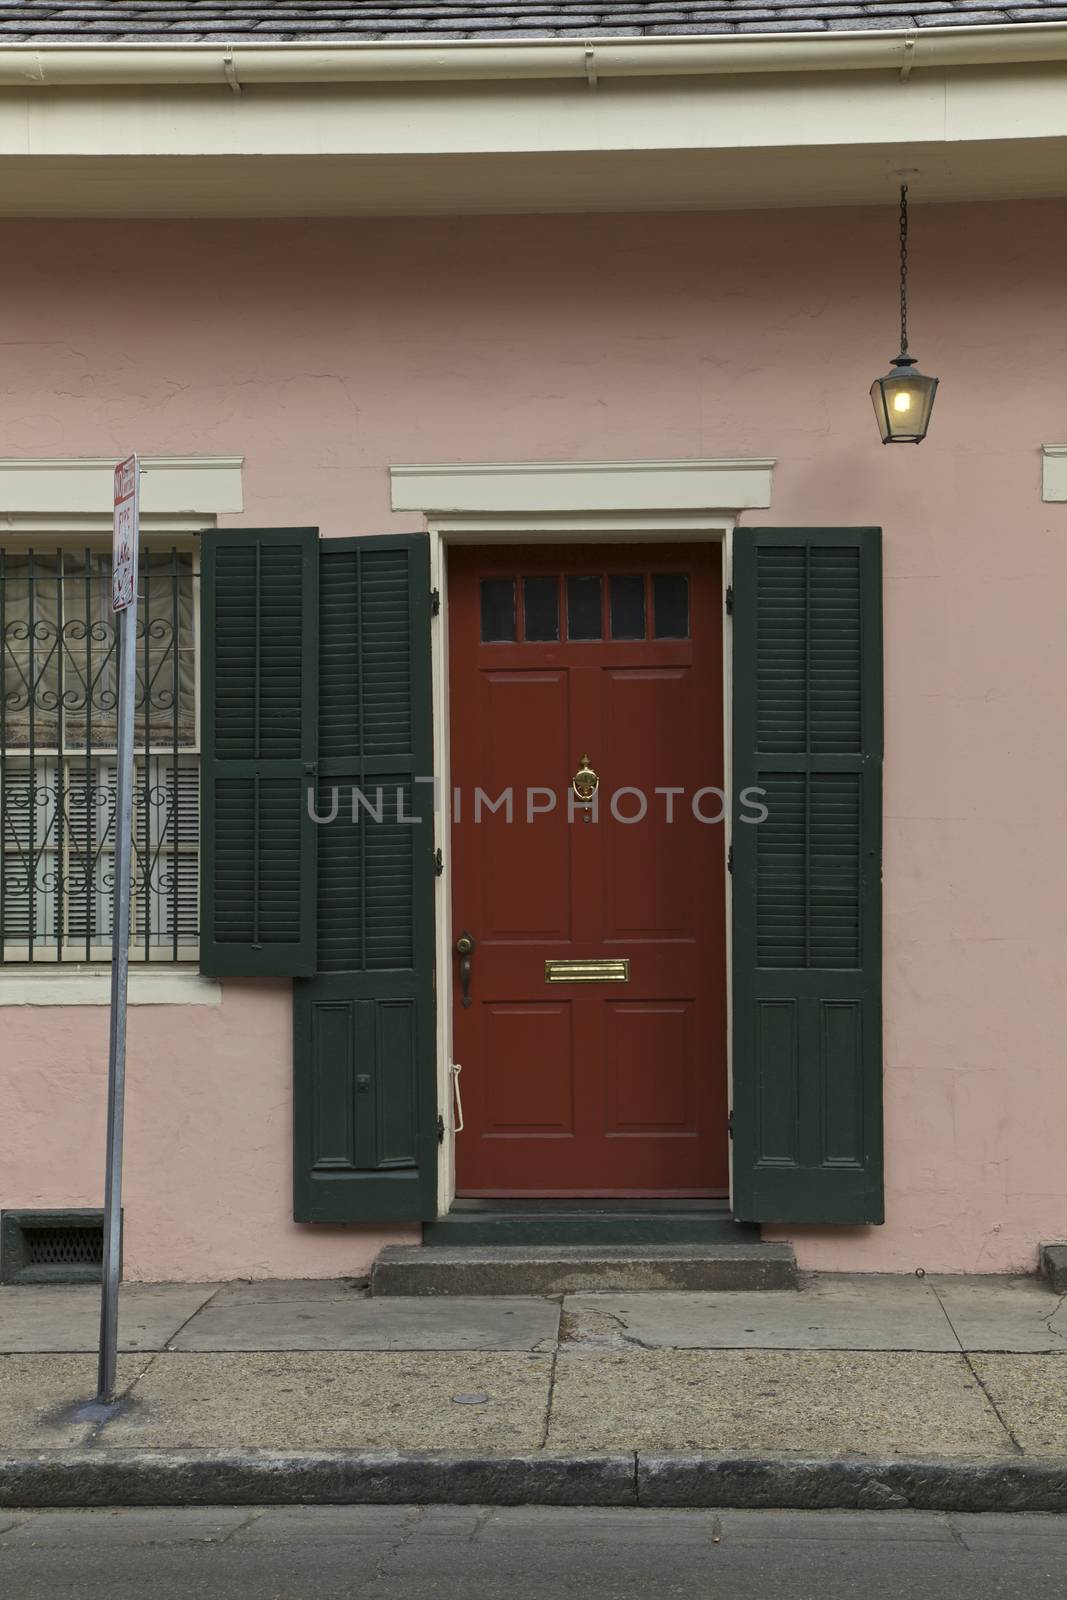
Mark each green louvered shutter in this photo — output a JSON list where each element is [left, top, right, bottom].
[[293, 534, 437, 1223], [200, 528, 318, 978], [732, 528, 883, 1224]]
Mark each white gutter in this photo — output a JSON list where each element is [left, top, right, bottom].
[[1, 24, 1067, 87]]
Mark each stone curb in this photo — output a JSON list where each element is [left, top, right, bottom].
[[2, 1450, 1066, 1511], [637, 1455, 1067, 1511], [0, 1451, 636, 1509]]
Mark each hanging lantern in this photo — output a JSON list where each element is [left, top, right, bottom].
[[870, 184, 939, 444]]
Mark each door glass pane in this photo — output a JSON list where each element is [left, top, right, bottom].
[[523, 576, 559, 642], [566, 576, 602, 641], [480, 578, 516, 642], [653, 573, 690, 639], [610, 574, 646, 639]]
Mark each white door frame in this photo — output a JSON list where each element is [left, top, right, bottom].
[[390, 458, 775, 1216]]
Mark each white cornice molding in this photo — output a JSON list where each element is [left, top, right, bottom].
[[0, 457, 244, 516], [391, 458, 774, 515], [0, 42, 1063, 217], [1042, 445, 1067, 503]]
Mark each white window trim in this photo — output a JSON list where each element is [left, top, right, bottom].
[[0, 966, 220, 1006], [1041, 445, 1067, 503], [390, 454, 774, 1216], [0, 456, 242, 1003]]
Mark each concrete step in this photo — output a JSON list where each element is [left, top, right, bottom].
[[423, 1208, 756, 1249], [371, 1242, 797, 1296]]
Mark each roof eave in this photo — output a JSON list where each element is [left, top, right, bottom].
[[3, 22, 1067, 87]]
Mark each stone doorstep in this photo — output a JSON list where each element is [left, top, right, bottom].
[[371, 1242, 798, 1296], [422, 1209, 758, 1248]]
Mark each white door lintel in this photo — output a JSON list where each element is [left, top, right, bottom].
[[390, 458, 774, 518]]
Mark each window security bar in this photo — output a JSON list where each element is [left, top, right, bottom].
[[0, 546, 199, 964]]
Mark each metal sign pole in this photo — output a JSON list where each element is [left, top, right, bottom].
[[97, 456, 140, 1404]]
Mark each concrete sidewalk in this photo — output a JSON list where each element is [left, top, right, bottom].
[[1, 1274, 1065, 1509]]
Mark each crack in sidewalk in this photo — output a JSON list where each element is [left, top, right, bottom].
[[558, 1306, 659, 1352], [164, 1284, 225, 1352], [540, 1337, 561, 1451], [1038, 1294, 1067, 1347], [927, 1279, 1024, 1456], [83, 1286, 224, 1447]]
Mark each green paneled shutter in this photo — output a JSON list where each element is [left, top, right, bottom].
[[293, 535, 437, 1223], [200, 529, 319, 977], [732, 528, 883, 1224]]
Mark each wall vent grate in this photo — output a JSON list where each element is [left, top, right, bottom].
[[0, 1210, 113, 1284], [24, 1225, 103, 1268]]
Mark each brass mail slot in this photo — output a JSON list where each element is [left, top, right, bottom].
[[545, 958, 630, 984]]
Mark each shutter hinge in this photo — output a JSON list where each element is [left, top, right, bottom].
[[728, 1109, 734, 1139], [436, 1114, 446, 1144], [430, 587, 441, 616], [725, 584, 734, 615], [727, 844, 734, 874], [433, 848, 444, 877]]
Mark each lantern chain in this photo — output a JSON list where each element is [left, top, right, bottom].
[[899, 182, 909, 356]]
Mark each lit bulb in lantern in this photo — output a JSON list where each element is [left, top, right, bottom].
[[893, 390, 913, 413]]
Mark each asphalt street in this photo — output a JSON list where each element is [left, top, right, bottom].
[[0, 1505, 1065, 1599]]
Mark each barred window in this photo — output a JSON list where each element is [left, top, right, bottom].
[[0, 545, 199, 962]]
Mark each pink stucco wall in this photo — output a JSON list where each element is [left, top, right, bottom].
[[1, 203, 1065, 1278], [2, 987, 416, 1280]]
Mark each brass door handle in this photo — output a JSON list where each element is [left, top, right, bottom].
[[455, 931, 475, 1008]]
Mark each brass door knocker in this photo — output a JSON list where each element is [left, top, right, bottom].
[[572, 755, 599, 805]]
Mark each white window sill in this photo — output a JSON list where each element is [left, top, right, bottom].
[[0, 966, 222, 1006]]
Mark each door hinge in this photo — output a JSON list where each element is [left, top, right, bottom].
[[724, 584, 734, 615], [433, 848, 444, 877], [436, 1114, 446, 1144], [430, 587, 441, 616], [727, 844, 734, 874], [728, 1109, 734, 1139]]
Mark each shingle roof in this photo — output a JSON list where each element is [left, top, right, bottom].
[[0, 0, 1061, 46]]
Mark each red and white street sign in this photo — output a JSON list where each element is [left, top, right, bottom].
[[112, 454, 140, 612]]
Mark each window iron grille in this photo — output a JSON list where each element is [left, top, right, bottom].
[[0, 546, 199, 963]]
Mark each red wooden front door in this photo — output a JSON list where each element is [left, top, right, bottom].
[[448, 545, 727, 1197]]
